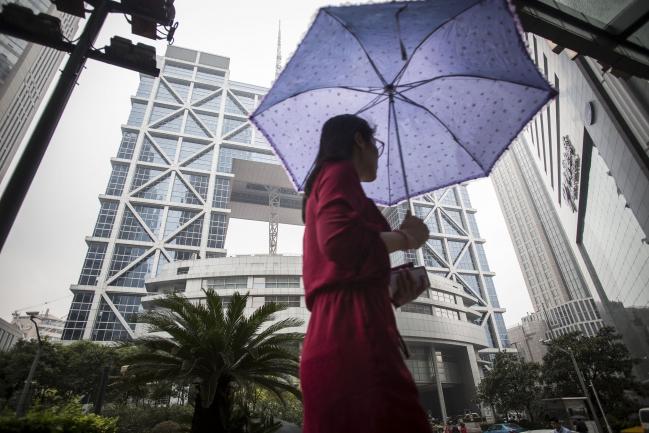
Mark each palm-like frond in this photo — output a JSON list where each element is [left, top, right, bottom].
[[126, 289, 304, 409]]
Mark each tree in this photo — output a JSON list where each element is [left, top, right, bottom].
[[542, 327, 641, 428], [476, 352, 542, 421], [124, 290, 304, 433]]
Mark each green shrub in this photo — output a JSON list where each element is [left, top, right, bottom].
[[102, 405, 193, 433], [0, 402, 117, 433], [150, 420, 185, 433]]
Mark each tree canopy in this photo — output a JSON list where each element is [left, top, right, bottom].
[[124, 290, 304, 433]]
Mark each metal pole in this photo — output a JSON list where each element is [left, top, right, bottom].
[[563, 347, 604, 433], [0, 0, 112, 252], [93, 364, 111, 414], [15, 317, 43, 417], [589, 381, 612, 433]]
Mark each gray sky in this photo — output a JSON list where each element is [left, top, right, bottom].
[[0, 0, 532, 326]]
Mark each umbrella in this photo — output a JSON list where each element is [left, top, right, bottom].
[[250, 0, 556, 206]]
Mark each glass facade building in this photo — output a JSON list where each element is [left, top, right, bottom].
[[494, 33, 649, 378], [0, 0, 79, 181], [62, 46, 279, 341], [383, 186, 511, 352]]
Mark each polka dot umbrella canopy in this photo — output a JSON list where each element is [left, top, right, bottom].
[[250, 0, 556, 206]]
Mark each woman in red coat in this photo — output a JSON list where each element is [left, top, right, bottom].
[[301, 114, 431, 433]]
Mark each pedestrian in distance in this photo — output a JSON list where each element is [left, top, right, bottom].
[[550, 417, 574, 433], [574, 419, 588, 433], [300, 114, 430, 433]]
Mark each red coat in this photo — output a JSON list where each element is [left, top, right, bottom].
[[301, 160, 429, 433]]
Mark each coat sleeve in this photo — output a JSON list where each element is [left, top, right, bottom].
[[314, 163, 387, 269]]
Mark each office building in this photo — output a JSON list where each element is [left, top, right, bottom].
[[12, 309, 65, 340], [60, 45, 516, 418], [0, 0, 79, 181], [144, 253, 492, 421], [0, 316, 22, 351], [494, 32, 649, 379]]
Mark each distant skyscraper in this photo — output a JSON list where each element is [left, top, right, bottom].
[[493, 32, 649, 378], [492, 138, 605, 345], [0, 0, 79, 181], [61, 46, 298, 341]]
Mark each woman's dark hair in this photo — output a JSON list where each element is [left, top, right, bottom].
[[301, 114, 374, 223]]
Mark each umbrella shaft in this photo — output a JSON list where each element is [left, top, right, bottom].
[[388, 95, 412, 210]]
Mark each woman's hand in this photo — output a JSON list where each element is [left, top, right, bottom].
[[391, 269, 428, 307], [399, 214, 429, 249]]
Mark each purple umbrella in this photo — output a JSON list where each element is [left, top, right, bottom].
[[250, 0, 555, 206]]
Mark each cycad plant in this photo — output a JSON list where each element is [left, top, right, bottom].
[[124, 290, 303, 433]]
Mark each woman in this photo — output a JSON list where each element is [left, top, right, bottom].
[[301, 114, 431, 432]]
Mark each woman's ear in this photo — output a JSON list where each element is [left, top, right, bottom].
[[354, 131, 366, 149]]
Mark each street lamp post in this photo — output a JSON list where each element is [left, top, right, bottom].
[[540, 340, 612, 433], [590, 381, 613, 433], [540, 340, 606, 433], [15, 312, 43, 417]]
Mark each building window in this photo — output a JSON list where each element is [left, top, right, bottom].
[[105, 164, 129, 196], [170, 176, 201, 205], [205, 276, 248, 290], [118, 208, 153, 242], [405, 346, 431, 383], [431, 290, 456, 304], [466, 212, 480, 237], [78, 243, 107, 285], [62, 291, 94, 340], [207, 213, 227, 248], [213, 177, 231, 208], [117, 131, 138, 159], [184, 172, 209, 200], [163, 62, 194, 79], [92, 293, 141, 341], [264, 276, 301, 288], [195, 67, 224, 84], [131, 166, 164, 191], [109, 244, 147, 277], [164, 209, 198, 238], [433, 306, 460, 320], [475, 243, 490, 271], [401, 303, 433, 315], [110, 254, 155, 288], [93, 201, 118, 238], [127, 101, 147, 126], [168, 217, 203, 246], [265, 295, 300, 307], [136, 74, 154, 98]]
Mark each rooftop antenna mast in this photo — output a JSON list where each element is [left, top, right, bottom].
[[275, 20, 282, 79], [268, 20, 282, 255]]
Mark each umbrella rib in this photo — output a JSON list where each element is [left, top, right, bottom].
[[323, 9, 388, 87], [355, 94, 389, 115], [395, 92, 486, 172], [251, 86, 383, 118], [398, 73, 553, 94], [392, 0, 485, 85]]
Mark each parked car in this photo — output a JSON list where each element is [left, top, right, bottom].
[[485, 423, 529, 433]]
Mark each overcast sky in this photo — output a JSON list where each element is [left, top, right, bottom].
[[0, 0, 533, 326]]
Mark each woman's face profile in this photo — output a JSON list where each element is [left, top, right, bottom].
[[353, 132, 380, 182]]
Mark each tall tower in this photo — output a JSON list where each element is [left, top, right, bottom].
[[0, 0, 79, 181], [383, 186, 511, 354], [61, 46, 301, 341], [492, 32, 649, 377]]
